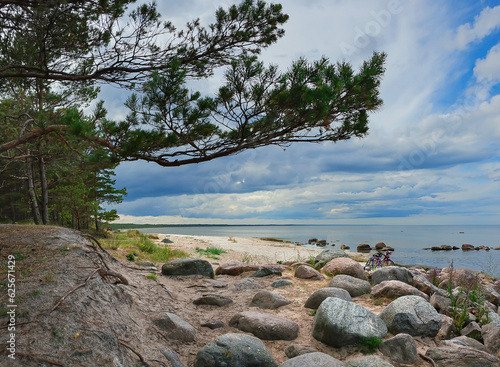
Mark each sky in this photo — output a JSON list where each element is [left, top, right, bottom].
[[104, 0, 500, 225]]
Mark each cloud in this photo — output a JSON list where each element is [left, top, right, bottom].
[[450, 5, 500, 50], [474, 42, 500, 82]]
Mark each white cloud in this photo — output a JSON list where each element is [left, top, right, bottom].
[[474, 43, 500, 82], [450, 5, 500, 50]]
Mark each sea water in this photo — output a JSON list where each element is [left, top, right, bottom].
[[140, 225, 500, 273]]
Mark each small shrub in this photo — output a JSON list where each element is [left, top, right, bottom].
[[147, 234, 159, 240], [308, 310, 316, 316], [126, 253, 135, 262], [427, 268, 441, 287], [149, 246, 189, 263], [195, 246, 227, 259], [138, 237, 157, 254], [359, 336, 382, 354]]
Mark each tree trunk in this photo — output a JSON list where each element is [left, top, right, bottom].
[[39, 155, 49, 224], [26, 151, 42, 224]]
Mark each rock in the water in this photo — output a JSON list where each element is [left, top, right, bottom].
[[195, 333, 278, 367], [425, 346, 500, 367], [379, 333, 418, 365], [462, 244, 475, 251], [371, 266, 413, 286], [357, 244, 371, 252], [250, 267, 282, 277], [304, 287, 352, 309], [328, 275, 372, 297], [482, 323, 500, 356], [375, 242, 386, 250], [230, 311, 299, 340], [250, 290, 291, 310], [312, 297, 387, 347], [379, 295, 442, 337], [162, 259, 214, 278], [314, 249, 349, 267], [271, 279, 293, 288], [152, 312, 196, 342], [284, 344, 318, 358], [193, 294, 233, 307], [200, 320, 224, 329], [233, 278, 264, 290], [215, 261, 289, 276], [345, 356, 394, 367], [280, 352, 345, 367], [322, 257, 367, 280], [371, 280, 429, 300], [294, 265, 325, 280]]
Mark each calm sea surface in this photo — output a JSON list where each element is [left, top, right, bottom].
[[140, 225, 500, 273]]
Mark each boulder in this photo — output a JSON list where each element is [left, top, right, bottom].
[[487, 309, 500, 329], [371, 266, 413, 286], [250, 290, 291, 310], [294, 265, 325, 280], [425, 346, 500, 367], [312, 297, 387, 347], [371, 280, 429, 300], [314, 249, 349, 267], [233, 278, 264, 290], [460, 321, 482, 340], [215, 261, 289, 276], [345, 356, 394, 367], [161, 259, 214, 278], [194, 333, 278, 367], [328, 275, 372, 297], [304, 287, 352, 309], [462, 244, 475, 251], [280, 352, 345, 367], [229, 311, 299, 340], [430, 293, 452, 314], [322, 257, 367, 280], [483, 285, 500, 306], [450, 336, 488, 352], [357, 244, 371, 252], [250, 267, 282, 277], [379, 333, 418, 365], [271, 279, 293, 288], [439, 314, 456, 339], [308, 238, 318, 244], [375, 242, 386, 250], [481, 323, 500, 356], [193, 294, 233, 307], [284, 344, 318, 358], [152, 312, 196, 342], [379, 295, 442, 337], [317, 240, 327, 247], [341, 244, 350, 250], [160, 348, 184, 367], [412, 273, 441, 296]]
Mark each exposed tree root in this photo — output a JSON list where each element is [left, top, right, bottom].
[[50, 268, 100, 313], [117, 339, 151, 367], [419, 352, 438, 367]]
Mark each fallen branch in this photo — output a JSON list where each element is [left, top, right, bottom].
[[50, 268, 99, 313], [16, 351, 64, 366], [117, 340, 151, 367]]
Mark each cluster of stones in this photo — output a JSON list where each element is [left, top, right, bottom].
[[424, 243, 500, 251], [158, 251, 500, 367]]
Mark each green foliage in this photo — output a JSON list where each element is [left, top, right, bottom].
[[126, 253, 135, 262], [195, 246, 227, 259], [146, 273, 158, 281], [308, 310, 316, 317], [358, 336, 382, 354]]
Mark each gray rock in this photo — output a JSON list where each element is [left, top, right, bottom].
[[250, 290, 291, 310], [160, 348, 184, 367], [430, 293, 451, 314], [481, 323, 500, 356], [280, 352, 345, 367], [230, 311, 299, 340], [460, 321, 482, 340], [152, 312, 196, 342], [345, 356, 394, 367], [488, 309, 500, 329], [200, 320, 224, 329], [379, 295, 442, 337], [284, 344, 318, 358], [294, 265, 325, 280], [162, 259, 214, 278], [371, 280, 428, 300], [271, 279, 293, 288], [328, 275, 372, 297], [195, 333, 278, 367], [483, 286, 500, 306], [371, 266, 413, 285], [215, 261, 289, 276], [450, 336, 488, 352], [193, 294, 233, 307], [379, 333, 418, 365], [233, 278, 264, 290], [250, 267, 282, 277], [315, 249, 349, 267], [425, 346, 500, 367], [304, 287, 352, 309], [411, 273, 440, 295], [439, 314, 456, 339], [202, 278, 228, 288], [312, 297, 387, 347]]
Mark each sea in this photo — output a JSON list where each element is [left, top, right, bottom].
[[139, 225, 500, 274]]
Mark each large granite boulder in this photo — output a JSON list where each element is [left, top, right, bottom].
[[230, 311, 299, 340], [345, 356, 394, 367], [304, 287, 352, 309], [371, 280, 429, 300], [312, 297, 387, 347], [250, 290, 291, 310], [315, 249, 349, 267], [322, 257, 367, 280], [328, 275, 372, 297], [162, 259, 214, 278], [215, 261, 289, 276], [152, 312, 196, 342], [294, 265, 325, 280], [483, 285, 500, 306], [425, 346, 500, 367], [371, 266, 413, 285], [488, 309, 500, 329], [280, 352, 345, 367], [379, 295, 442, 337], [482, 324, 500, 356], [379, 333, 418, 365], [195, 333, 278, 367]]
